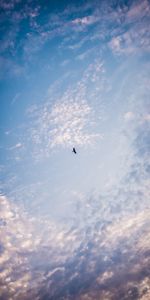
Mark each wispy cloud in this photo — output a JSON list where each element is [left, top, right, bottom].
[[11, 93, 21, 105], [109, 26, 150, 55], [0, 56, 24, 78], [9, 142, 23, 150], [108, 0, 150, 55], [126, 0, 150, 22], [71, 15, 98, 26], [0, 0, 149, 75]]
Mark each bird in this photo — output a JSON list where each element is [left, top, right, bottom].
[[72, 147, 77, 154]]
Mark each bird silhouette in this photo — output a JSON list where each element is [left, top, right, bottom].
[[72, 147, 77, 154]]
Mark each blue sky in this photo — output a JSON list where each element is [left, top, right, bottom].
[[0, 0, 150, 299], [0, 0, 150, 221]]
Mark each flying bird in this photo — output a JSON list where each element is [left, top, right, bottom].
[[72, 147, 77, 154]]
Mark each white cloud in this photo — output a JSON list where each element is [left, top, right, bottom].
[[30, 99, 99, 158], [9, 142, 23, 150], [143, 114, 150, 122], [109, 33, 136, 55], [28, 60, 105, 159], [72, 15, 98, 26], [124, 111, 135, 121], [109, 36, 121, 52]]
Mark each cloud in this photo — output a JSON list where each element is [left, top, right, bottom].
[[124, 111, 135, 121], [72, 15, 98, 26], [49, 100, 95, 146], [0, 56, 24, 78], [109, 29, 147, 55], [143, 114, 150, 122], [76, 47, 95, 60], [108, 0, 150, 55], [11, 93, 21, 105], [134, 123, 150, 161], [29, 98, 99, 159], [0, 0, 149, 74], [126, 0, 150, 22], [1, 91, 150, 294], [0, 194, 150, 300], [9, 142, 23, 150], [27, 59, 104, 160], [0, 0, 18, 10]]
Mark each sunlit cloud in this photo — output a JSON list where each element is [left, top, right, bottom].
[[72, 15, 98, 26], [27, 60, 104, 159], [0, 195, 150, 299], [29, 98, 99, 158], [1, 0, 150, 299]]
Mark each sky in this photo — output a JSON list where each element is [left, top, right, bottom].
[[0, 0, 150, 299]]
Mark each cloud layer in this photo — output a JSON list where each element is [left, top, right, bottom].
[[0, 0, 150, 299], [30, 99, 98, 153], [0, 0, 150, 77], [0, 194, 150, 300], [27, 59, 104, 160]]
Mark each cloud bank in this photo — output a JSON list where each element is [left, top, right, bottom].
[[0, 193, 150, 300]]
